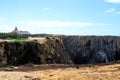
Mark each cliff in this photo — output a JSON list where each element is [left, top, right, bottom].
[[0, 36, 120, 66], [62, 36, 120, 64], [0, 37, 72, 66]]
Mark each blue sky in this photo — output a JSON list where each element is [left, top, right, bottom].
[[0, 0, 120, 35]]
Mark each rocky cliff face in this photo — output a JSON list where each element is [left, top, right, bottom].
[[0, 36, 120, 66], [62, 36, 120, 64], [0, 37, 72, 66]]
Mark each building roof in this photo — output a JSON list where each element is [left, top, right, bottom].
[[12, 27, 30, 35]]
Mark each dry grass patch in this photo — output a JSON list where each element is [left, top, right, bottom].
[[30, 64, 120, 80], [0, 64, 120, 80]]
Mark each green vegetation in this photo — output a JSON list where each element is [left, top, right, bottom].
[[0, 32, 28, 39], [6, 39, 33, 43]]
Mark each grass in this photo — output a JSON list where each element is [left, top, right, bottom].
[[0, 39, 35, 43], [7, 39, 31, 43]]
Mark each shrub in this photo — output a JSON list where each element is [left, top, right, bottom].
[[0, 32, 27, 39]]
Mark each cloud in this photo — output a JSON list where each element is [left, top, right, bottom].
[[19, 21, 111, 34], [105, 0, 120, 3], [105, 8, 115, 13], [105, 0, 120, 15], [42, 8, 52, 10], [25, 21, 105, 28], [105, 8, 120, 15], [0, 25, 12, 32], [0, 18, 4, 21]]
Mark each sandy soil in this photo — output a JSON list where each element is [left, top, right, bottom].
[[0, 64, 120, 80]]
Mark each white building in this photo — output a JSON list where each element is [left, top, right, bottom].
[[12, 27, 30, 35]]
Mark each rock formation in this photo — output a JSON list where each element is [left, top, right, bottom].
[[62, 36, 120, 64], [0, 37, 72, 65], [0, 36, 120, 65]]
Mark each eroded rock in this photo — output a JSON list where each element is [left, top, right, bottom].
[[62, 36, 120, 64]]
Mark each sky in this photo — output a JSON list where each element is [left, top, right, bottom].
[[0, 0, 120, 35]]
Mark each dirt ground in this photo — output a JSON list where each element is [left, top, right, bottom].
[[0, 63, 120, 80]]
